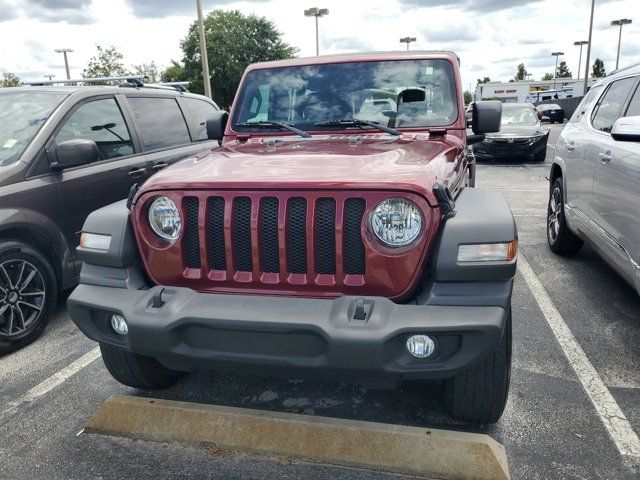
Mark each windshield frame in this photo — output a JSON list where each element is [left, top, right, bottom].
[[228, 57, 462, 137], [0, 90, 68, 166]]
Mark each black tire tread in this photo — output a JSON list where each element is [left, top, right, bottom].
[[547, 178, 584, 255], [99, 342, 184, 389], [442, 310, 512, 424]]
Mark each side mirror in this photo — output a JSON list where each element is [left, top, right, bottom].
[[472, 101, 502, 134], [206, 111, 229, 141], [53, 139, 99, 170], [611, 116, 640, 142]]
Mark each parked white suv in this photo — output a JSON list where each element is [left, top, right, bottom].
[[547, 63, 640, 295]]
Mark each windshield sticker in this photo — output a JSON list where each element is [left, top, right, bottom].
[[2, 139, 18, 149]]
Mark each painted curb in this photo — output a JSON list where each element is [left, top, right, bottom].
[[85, 395, 510, 480]]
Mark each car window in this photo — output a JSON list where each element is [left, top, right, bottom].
[[183, 97, 219, 141], [624, 84, 640, 117], [591, 77, 637, 133], [127, 97, 191, 151], [55, 98, 133, 161], [568, 85, 602, 123]]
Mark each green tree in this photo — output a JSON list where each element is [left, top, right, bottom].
[[463, 90, 473, 104], [556, 61, 572, 78], [592, 58, 606, 78], [82, 45, 127, 82], [161, 60, 187, 83], [542, 72, 554, 81], [132, 61, 160, 83], [514, 63, 528, 81], [1, 72, 21, 87], [180, 9, 297, 107], [476, 76, 491, 84]]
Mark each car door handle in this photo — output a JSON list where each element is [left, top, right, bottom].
[[128, 167, 147, 178], [152, 162, 169, 171], [599, 151, 612, 163]]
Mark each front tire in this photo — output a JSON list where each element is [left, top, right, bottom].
[[0, 240, 57, 354], [442, 309, 512, 424], [547, 178, 583, 254], [99, 342, 185, 389]]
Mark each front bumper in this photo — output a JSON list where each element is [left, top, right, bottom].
[[473, 139, 546, 159], [68, 279, 511, 385]]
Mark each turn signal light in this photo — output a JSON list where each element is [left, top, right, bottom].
[[457, 239, 518, 263]]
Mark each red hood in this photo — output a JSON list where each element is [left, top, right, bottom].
[[139, 133, 465, 206]]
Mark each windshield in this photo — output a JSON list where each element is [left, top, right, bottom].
[[232, 59, 458, 132], [501, 106, 539, 126], [0, 92, 67, 166]]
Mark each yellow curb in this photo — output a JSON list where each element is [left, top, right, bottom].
[[85, 395, 510, 480]]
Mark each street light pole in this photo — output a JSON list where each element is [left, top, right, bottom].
[[584, 0, 595, 95], [399, 37, 416, 51], [551, 52, 564, 90], [573, 41, 588, 81], [54, 48, 73, 79], [611, 18, 632, 70], [196, 0, 212, 99], [304, 8, 329, 56]]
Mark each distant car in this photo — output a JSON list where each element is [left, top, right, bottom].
[[465, 102, 474, 127], [536, 103, 564, 123], [0, 80, 225, 353], [548, 63, 640, 296], [472, 103, 549, 162]]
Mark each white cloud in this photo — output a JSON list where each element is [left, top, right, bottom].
[[0, 0, 637, 89]]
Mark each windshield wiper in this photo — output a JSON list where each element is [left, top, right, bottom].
[[315, 119, 401, 136], [235, 121, 311, 138]]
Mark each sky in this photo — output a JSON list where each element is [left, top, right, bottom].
[[0, 0, 638, 92]]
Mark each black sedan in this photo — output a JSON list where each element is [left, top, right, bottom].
[[536, 103, 564, 123], [473, 103, 549, 162]]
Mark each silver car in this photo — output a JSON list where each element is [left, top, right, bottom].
[[547, 63, 640, 295]]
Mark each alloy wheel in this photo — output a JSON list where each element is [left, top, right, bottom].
[[0, 259, 46, 337], [547, 187, 562, 244]]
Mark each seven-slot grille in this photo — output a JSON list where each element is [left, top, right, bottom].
[[181, 194, 367, 281]]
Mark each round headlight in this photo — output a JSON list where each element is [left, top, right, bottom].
[[368, 198, 423, 247], [148, 196, 182, 242]]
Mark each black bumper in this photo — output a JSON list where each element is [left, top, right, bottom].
[[68, 280, 511, 385], [473, 140, 546, 160]]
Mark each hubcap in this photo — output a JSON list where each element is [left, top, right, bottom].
[[0, 259, 46, 337], [548, 187, 562, 244]]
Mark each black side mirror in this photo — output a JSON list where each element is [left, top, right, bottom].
[[472, 101, 502, 134], [52, 139, 99, 170], [206, 111, 229, 141]]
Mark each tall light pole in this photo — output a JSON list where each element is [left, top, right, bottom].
[[611, 18, 632, 70], [304, 7, 329, 56], [399, 37, 416, 51], [584, 0, 595, 95], [196, 0, 212, 99], [551, 51, 564, 89], [54, 48, 73, 79], [573, 41, 588, 81]]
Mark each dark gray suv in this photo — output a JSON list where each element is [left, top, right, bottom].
[[0, 82, 226, 352]]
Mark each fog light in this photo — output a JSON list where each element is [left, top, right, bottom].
[[406, 335, 435, 358], [110, 314, 128, 335]]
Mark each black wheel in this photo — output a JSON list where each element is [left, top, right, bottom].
[[99, 342, 185, 389], [534, 149, 546, 162], [0, 240, 57, 354], [442, 309, 512, 424], [547, 178, 583, 254]]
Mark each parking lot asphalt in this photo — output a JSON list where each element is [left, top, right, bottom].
[[1, 123, 638, 480]]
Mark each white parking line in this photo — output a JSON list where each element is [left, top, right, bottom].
[[1, 347, 101, 419], [547, 143, 556, 151], [518, 254, 640, 459]]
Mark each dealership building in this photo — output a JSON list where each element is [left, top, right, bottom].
[[474, 77, 598, 103]]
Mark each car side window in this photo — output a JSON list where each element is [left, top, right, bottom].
[[568, 85, 602, 123], [183, 98, 220, 141], [624, 84, 640, 117], [127, 97, 191, 151], [55, 98, 133, 161], [591, 77, 636, 133]]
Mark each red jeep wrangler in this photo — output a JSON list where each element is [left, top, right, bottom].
[[68, 51, 516, 423]]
